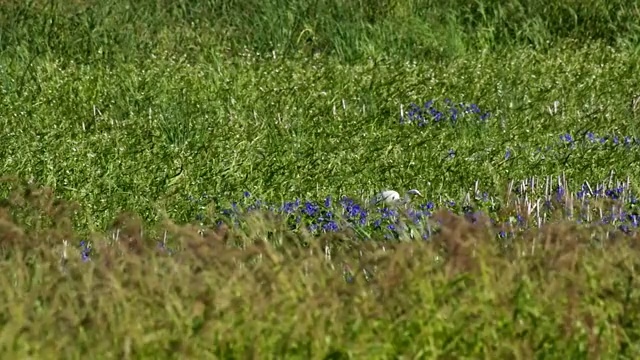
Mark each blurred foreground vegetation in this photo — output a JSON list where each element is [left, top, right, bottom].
[[1, 185, 640, 358]]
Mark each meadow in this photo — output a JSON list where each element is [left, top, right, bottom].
[[1, 0, 640, 358]]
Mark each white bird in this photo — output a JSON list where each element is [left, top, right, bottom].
[[371, 189, 423, 206]]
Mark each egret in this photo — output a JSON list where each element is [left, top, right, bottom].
[[371, 189, 423, 206]]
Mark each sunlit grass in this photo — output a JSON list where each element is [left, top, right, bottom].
[[2, 43, 640, 231]]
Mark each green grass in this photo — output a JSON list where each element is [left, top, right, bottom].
[[2, 0, 640, 357], [2, 30, 640, 232]]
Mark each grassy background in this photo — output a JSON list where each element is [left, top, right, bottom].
[[2, 0, 640, 231], [2, 0, 640, 357], [2, 0, 639, 61]]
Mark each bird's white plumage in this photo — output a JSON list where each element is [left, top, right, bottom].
[[371, 189, 422, 206]]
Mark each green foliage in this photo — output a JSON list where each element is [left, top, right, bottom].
[[1, 0, 639, 62], [1, 0, 640, 356]]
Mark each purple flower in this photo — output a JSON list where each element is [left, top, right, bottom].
[[619, 224, 631, 234], [322, 221, 339, 232], [560, 133, 573, 143], [79, 240, 91, 262], [343, 202, 363, 218], [380, 207, 397, 219], [303, 201, 319, 216], [282, 201, 297, 214], [450, 107, 459, 122]]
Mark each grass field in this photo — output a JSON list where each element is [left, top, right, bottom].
[[2, 0, 640, 358]]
